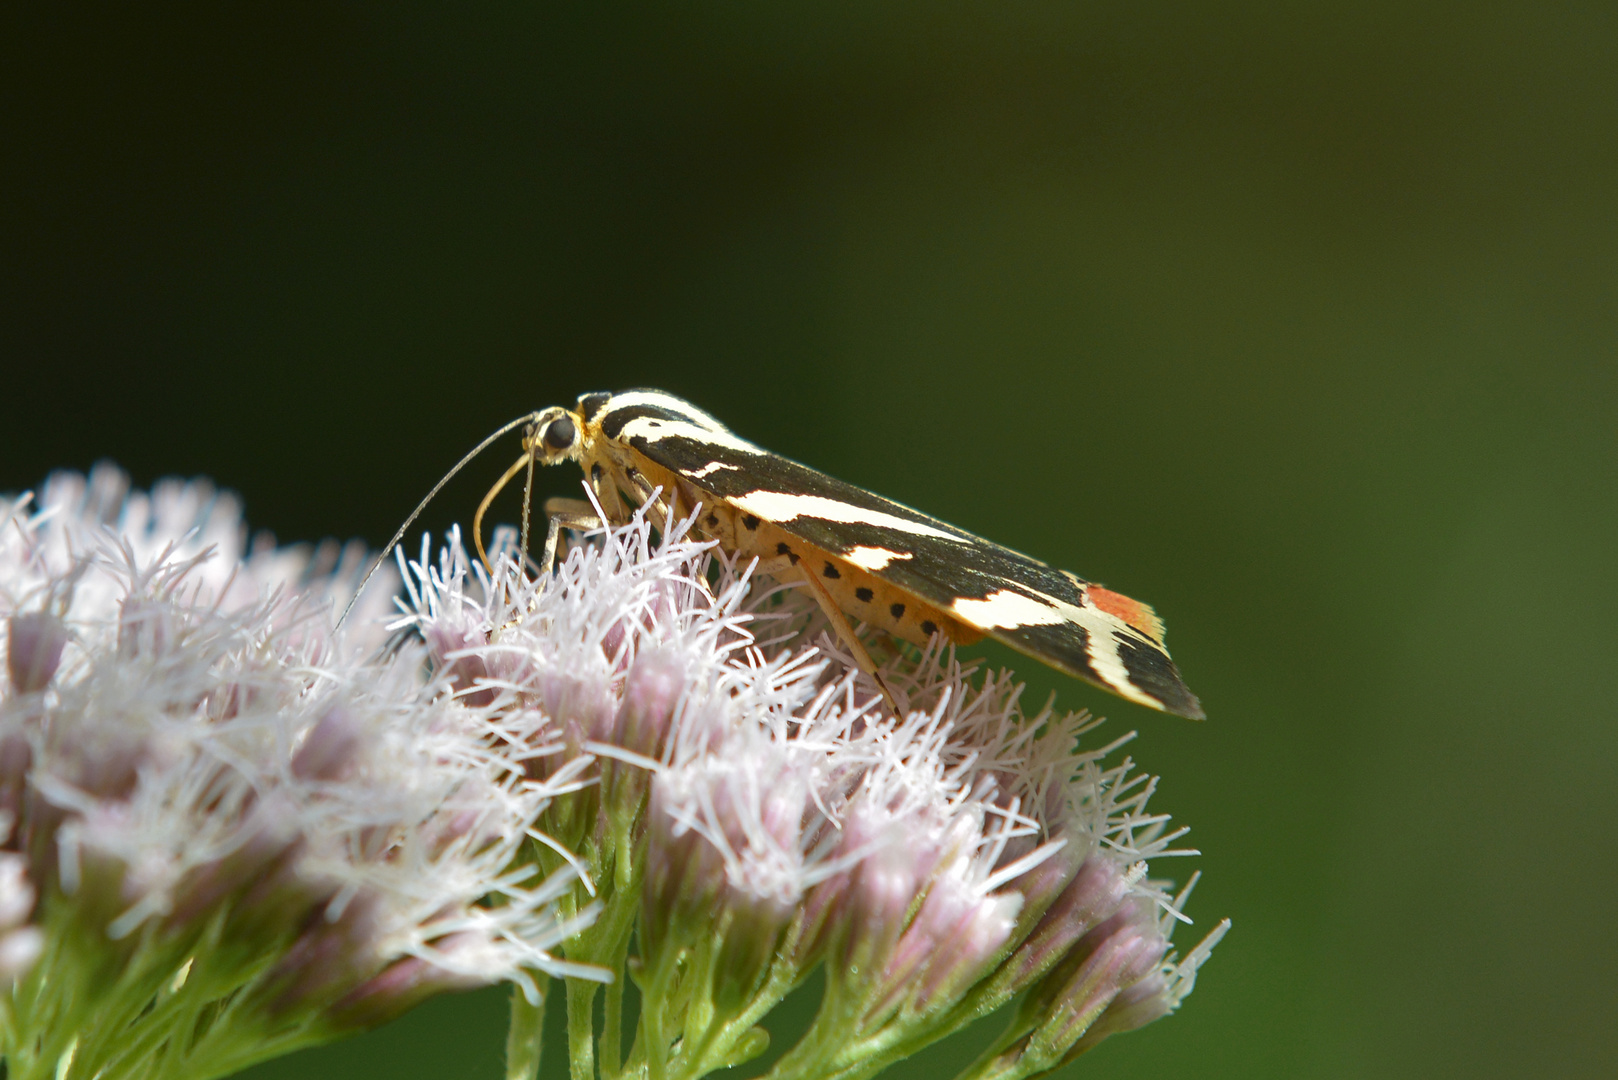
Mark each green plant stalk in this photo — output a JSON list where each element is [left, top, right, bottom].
[[506, 978, 549, 1080]]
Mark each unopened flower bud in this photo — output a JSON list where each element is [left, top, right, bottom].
[[712, 893, 796, 1012], [424, 620, 494, 707], [798, 805, 923, 977], [1066, 968, 1174, 1052], [612, 648, 685, 759], [0, 737, 32, 833], [910, 878, 1022, 1012], [327, 933, 489, 1031], [641, 788, 725, 957], [1004, 833, 1086, 928], [873, 860, 1021, 1022], [263, 892, 385, 1016], [292, 707, 364, 782], [7, 611, 68, 694], [996, 853, 1134, 996], [1020, 897, 1170, 1059], [164, 814, 302, 930]]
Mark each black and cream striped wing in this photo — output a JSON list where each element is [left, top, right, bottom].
[[605, 405, 1203, 720]]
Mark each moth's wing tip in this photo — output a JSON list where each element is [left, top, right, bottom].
[[1161, 688, 1206, 721], [1137, 652, 1204, 720]]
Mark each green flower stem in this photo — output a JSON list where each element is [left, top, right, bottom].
[[548, 760, 650, 1080], [566, 978, 599, 1080], [764, 976, 999, 1080], [621, 919, 801, 1080], [629, 933, 678, 1080], [596, 795, 646, 1080], [600, 963, 627, 1080], [506, 979, 548, 1080]]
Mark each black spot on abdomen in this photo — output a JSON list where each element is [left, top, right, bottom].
[[776, 542, 799, 565], [822, 562, 840, 579], [890, 603, 906, 620], [743, 515, 760, 530], [855, 587, 873, 602], [921, 620, 938, 636]]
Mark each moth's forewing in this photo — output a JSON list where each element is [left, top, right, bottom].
[[581, 390, 1204, 720]]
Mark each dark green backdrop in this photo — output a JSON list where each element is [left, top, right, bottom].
[[4, 4, 1614, 1078]]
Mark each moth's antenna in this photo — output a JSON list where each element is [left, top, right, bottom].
[[335, 412, 538, 633], [474, 450, 534, 575], [519, 447, 538, 566]]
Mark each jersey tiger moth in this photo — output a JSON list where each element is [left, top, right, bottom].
[[475, 389, 1203, 720]]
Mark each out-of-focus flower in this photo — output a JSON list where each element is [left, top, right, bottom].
[[0, 466, 598, 1080]]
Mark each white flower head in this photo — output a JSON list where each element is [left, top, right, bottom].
[[402, 489, 1227, 1080], [0, 467, 597, 1080]]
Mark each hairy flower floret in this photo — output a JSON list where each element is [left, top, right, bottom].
[[403, 490, 1228, 1080], [0, 467, 595, 1080]]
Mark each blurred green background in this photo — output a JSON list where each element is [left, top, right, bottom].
[[4, 4, 1615, 1077]]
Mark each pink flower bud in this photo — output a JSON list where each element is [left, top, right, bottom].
[[996, 853, 1133, 995], [326, 933, 488, 1031], [1021, 897, 1171, 1057], [423, 619, 494, 707], [292, 707, 364, 782], [164, 817, 301, 929], [7, 612, 68, 694], [1063, 968, 1174, 1057], [876, 870, 1021, 1019], [641, 787, 725, 957], [262, 892, 385, 1017], [612, 648, 686, 759]]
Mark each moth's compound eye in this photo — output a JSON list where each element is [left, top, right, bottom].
[[543, 416, 577, 452]]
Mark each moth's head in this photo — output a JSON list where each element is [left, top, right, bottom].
[[524, 405, 586, 466]]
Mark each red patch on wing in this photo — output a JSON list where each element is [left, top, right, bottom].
[[1088, 586, 1166, 644]]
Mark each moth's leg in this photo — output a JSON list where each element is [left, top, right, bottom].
[[794, 562, 902, 714], [614, 465, 653, 505], [589, 464, 629, 523], [538, 497, 603, 575], [620, 468, 693, 539], [498, 498, 604, 631]]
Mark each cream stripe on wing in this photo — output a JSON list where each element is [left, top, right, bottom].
[[604, 390, 731, 432], [726, 491, 969, 543], [616, 416, 767, 457], [1078, 616, 1159, 708], [949, 585, 1161, 709], [685, 461, 740, 479], [949, 589, 1065, 629], [843, 545, 914, 571]]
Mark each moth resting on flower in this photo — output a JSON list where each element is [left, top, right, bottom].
[[474, 388, 1204, 719], [0, 466, 1225, 1080]]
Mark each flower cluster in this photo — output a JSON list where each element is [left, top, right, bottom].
[[399, 491, 1228, 1080], [0, 467, 596, 1080], [0, 466, 1225, 1080]]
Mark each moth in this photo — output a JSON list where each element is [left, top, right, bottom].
[[474, 388, 1203, 720]]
